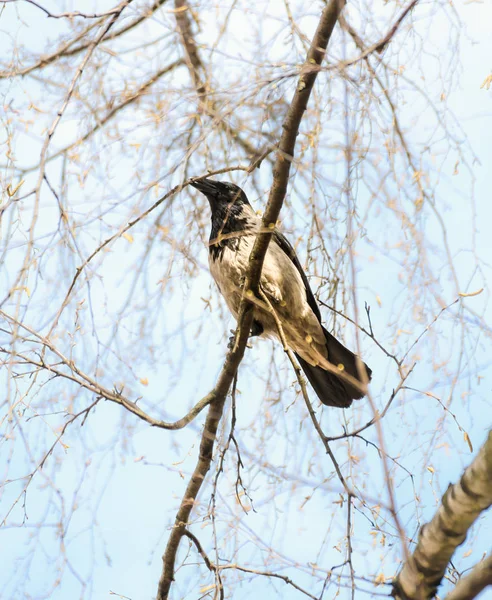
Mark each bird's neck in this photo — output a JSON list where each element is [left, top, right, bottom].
[[209, 203, 257, 241], [209, 203, 258, 260]]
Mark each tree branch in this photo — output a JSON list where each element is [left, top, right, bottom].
[[156, 1, 346, 598], [0, 0, 170, 79], [156, 310, 253, 598], [337, 0, 419, 68], [0, 309, 214, 430], [245, 0, 345, 295], [21, 60, 184, 173], [1, 0, 131, 19], [444, 553, 492, 600], [393, 430, 492, 599], [173, 0, 262, 160]]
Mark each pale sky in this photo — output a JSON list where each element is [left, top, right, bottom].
[[1, 1, 492, 599]]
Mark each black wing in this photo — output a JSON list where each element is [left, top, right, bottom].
[[273, 230, 372, 407], [273, 230, 321, 323]]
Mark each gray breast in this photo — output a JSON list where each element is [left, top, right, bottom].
[[209, 234, 256, 318], [209, 232, 325, 356]]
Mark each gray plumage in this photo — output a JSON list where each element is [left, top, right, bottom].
[[190, 178, 371, 408]]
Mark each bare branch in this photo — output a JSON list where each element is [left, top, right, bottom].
[[245, 0, 345, 296], [183, 529, 320, 600], [393, 431, 492, 599], [340, 0, 419, 67], [156, 310, 254, 598], [0, 0, 169, 78], [1, 0, 131, 19], [444, 553, 492, 600], [173, 0, 261, 159], [156, 2, 346, 597], [0, 310, 213, 430], [22, 60, 184, 172]]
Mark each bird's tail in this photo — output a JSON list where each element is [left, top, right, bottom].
[[295, 326, 372, 408]]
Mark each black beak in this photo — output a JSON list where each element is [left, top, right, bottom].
[[189, 178, 219, 195]]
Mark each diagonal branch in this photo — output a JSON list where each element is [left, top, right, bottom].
[[2, 0, 131, 19], [393, 430, 492, 600], [156, 311, 254, 599], [244, 0, 345, 295], [0, 0, 170, 79], [173, 0, 260, 160], [0, 309, 213, 430], [337, 0, 419, 68], [444, 552, 492, 600], [21, 60, 184, 173], [156, 1, 346, 598]]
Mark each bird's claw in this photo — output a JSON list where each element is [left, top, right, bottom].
[[228, 329, 252, 350]]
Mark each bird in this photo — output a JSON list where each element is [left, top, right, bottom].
[[190, 177, 372, 408]]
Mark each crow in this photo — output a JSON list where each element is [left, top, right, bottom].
[[190, 178, 372, 408]]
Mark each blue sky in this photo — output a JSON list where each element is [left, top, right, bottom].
[[1, 1, 492, 599]]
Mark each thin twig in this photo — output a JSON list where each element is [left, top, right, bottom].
[[257, 286, 356, 499], [0, 0, 170, 79], [183, 530, 224, 600], [1, 0, 131, 19], [326, 363, 416, 442], [347, 498, 355, 600], [1, 310, 214, 430]]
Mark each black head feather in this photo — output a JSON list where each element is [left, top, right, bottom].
[[190, 178, 255, 260]]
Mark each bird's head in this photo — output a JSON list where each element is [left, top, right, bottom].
[[189, 178, 250, 214]]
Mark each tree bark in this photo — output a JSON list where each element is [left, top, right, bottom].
[[393, 431, 492, 599]]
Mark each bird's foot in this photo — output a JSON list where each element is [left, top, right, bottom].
[[228, 329, 252, 350]]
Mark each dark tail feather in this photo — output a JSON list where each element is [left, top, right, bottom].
[[295, 326, 372, 408]]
